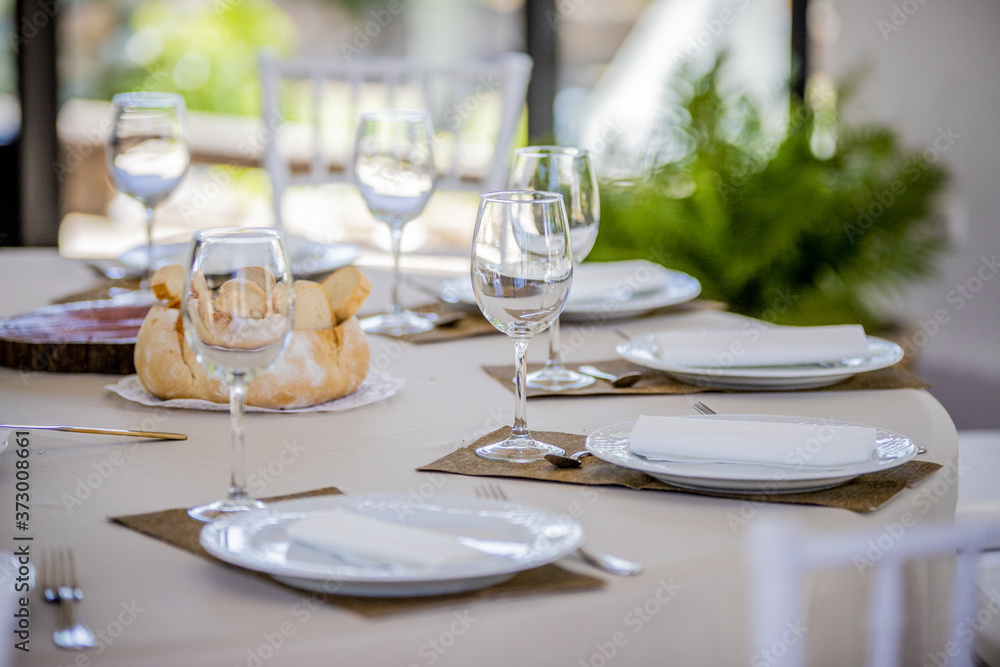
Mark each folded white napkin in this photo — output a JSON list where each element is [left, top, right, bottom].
[[653, 324, 870, 367], [569, 260, 669, 304], [286, 512, 490, 569], [629, 415, 877, 467]]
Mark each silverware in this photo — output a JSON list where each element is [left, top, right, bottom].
[[577, 365, 643, 388], [41, 549, 97, 650], [692, 401, 928, 455], [0, 425, 186, 440], [474, 483, 643, 576], [545, 450, 593, 468]]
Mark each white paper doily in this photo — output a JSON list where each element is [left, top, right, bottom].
[[105, 371, 404, 413]]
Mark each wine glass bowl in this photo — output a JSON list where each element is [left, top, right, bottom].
[[471, 190, 573, 463], [353, 109, 437, 336], [106, 92, 190, 285], [507, 146, 600, 391], [181, 228, 295, 521]]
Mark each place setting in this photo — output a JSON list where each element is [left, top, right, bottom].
[[482, 320, 929, 398], [414, 184, 940, 512]]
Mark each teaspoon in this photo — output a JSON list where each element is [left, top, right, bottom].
[[577, 365, 643, 388]]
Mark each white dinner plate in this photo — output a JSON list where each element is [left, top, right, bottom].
[[199, 494, 584, 597], [585, 415, 918, 494], [439, 262, 701, 322], [119, 234, 360, 280], [616, 334, 904, 390]]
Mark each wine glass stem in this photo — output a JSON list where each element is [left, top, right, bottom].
[[387, 218, 405, 316], [227, 377, 250, 502], [142, 205, 155, 287], [543, 316, 565, 371], [511, 336, 531, 441]]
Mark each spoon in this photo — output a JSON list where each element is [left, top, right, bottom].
[[577, 365, 643, 388], [545, 450, 593, 468]]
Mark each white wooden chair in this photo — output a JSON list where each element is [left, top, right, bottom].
[[258, 51, 532, 230], [747, 516, 1000, 666]]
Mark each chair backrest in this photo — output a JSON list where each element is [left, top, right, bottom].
[[747, 516, 1000, 666], [258, 51, 532, 230]]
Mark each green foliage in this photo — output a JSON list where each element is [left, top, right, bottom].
[[109, 0, 296, 116], [590, 58, 949, 328]]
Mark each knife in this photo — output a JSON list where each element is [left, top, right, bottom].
[[0, 425, 187, 440]]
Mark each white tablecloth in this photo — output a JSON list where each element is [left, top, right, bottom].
[[0, 249, 960, 666]]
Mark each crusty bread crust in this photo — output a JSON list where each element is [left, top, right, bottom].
[[135, 266, 371, 409]]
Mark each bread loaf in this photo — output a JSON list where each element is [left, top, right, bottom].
[[135, 266, 372, 409]]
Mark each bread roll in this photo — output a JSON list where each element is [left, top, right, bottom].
[[322, 266, 371, 322], [134, 266, 371, 409], [150, 265, 184, 307]]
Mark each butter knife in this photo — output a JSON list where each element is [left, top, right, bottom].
[[0, 425, 186, 440]]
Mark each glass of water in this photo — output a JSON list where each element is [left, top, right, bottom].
[[106, 92, 190, 286]]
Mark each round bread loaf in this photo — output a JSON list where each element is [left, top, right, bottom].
[[134, 265, 372, 409]]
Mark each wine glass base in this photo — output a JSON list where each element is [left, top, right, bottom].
[[360, 310, 436, 336], [475, 436, 565, 463], [526, 366, 596, 391], [188, 497, 266, 523]]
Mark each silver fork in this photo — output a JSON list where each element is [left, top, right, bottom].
[[692, 401, 716, 415], [41, 549, 97, 650], [475, 482, 643, 576]]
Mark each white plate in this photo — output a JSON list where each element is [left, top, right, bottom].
[[616, 334, 904, 390], [119, 234, 360, 280], [199, 494, 584, 597], [439, 262, 701, 322], [586, 415, 917, 494]]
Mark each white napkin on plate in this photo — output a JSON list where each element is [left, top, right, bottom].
[[653, 324, 870, 367], [569, 260, 669, 304], [629, 415, 877, 467], [286, 512, 490, 569]]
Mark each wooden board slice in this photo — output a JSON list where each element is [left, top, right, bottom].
[[0, 300, 152, 374]]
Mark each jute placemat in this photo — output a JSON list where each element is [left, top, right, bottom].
[[418, 428, 942, 513], [483, 360, 931, 398], [110, 486, 602, 617]]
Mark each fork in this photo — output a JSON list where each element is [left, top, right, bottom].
[[41, 549, 97, 650], [692, 401, 716, 415], [474, 482, 643, 576]]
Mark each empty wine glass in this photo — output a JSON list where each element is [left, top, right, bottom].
[[106, 92, 190, 286], [181, 228, 295, 521], [471, 191, 574, 462], [508, 146, 600, 391], [353, 109, 437, 335]]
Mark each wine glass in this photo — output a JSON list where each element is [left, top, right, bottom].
[[106, 92, 190, 287], [353, 109, 437, 335], [181, 228, 295, 522], [471, 191, 574, 462], [508, 146, 600, 391]]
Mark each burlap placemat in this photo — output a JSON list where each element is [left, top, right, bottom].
[[110, 486, 602, 617], [400, 302, 498, 344], [418, 428, 943, 513], [483, 359, 930, 398]]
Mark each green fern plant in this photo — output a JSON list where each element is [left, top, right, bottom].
[[590, 57, 949, 328]]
